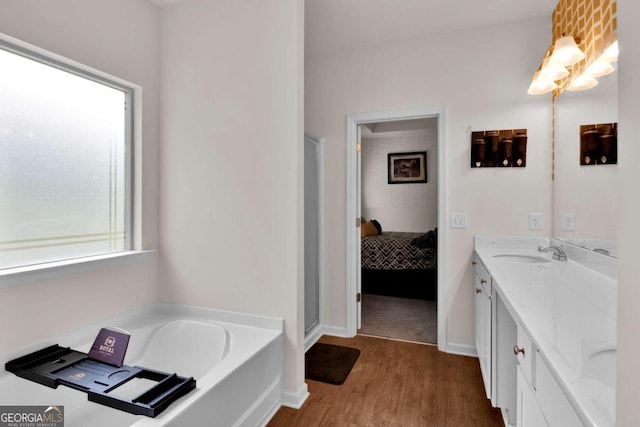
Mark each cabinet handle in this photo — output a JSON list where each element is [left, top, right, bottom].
[[513, 345, 525, 356], [475, 288, 482, 294], [472, 261, 477, 265], [480, 279, 487, 284]]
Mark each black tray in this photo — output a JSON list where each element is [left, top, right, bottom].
[[5, 344, 196, 417]]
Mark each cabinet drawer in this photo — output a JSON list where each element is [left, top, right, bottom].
[[535, 352, 583, 427], [515, 324, 534, 386], [473, 255, 492, 293]]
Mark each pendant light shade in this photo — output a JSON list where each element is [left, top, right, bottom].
[[600, 41, 619, 62], [527, 71, 558, 95], [550, 35, 585, 67], [539, 56, 569, 81], [585, 60, 615, 77], [567, 74, 598, 91]]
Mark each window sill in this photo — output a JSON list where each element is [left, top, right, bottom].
[[0, 250, 155, 289]]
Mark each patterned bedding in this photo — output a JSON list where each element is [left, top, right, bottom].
[[361, 231, 437, 271]]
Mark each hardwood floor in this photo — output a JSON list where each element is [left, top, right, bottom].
[[268, 335, 503, 427]]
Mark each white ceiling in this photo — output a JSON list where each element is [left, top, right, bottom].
[[306, 0, 558, 55], [148, 0, 184, 7], [148, 0, 558, 55]]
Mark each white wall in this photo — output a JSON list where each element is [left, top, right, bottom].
[[0, 0, 160, 353], [616, 0, 640, 424], [306, 17, 553, 348], [158, 0, 306, 402], [361, 130, 438, 232]]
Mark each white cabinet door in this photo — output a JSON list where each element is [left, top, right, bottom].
[[517, 366, 548, 427], [474, 257, 492, 400], [535, 353, 583, 427], [495, 293, 518, 423]]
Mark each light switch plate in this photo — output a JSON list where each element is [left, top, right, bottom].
[[561, 213, 576, 231], [450, 212, 468, 229], [529, 213, 543, 230]]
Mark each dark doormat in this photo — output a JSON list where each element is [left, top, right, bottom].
[[305, 343, 361, 385]]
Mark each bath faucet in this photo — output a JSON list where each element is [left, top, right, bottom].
[[538, 245, 568, 262]]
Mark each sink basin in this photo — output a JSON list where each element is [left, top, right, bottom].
[[493, 254, 551, 264], [583, 347, 616, 389]]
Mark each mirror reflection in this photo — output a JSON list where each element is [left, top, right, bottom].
[[553, 71, 618, 257]]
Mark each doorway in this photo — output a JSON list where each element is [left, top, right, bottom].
[[358, 118, 438, 344], [345, 107, 448, 351]]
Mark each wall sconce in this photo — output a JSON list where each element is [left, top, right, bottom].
[[536, 0, 617, 96], [528, 37, 618, 95], [527, 35, 584, 96]]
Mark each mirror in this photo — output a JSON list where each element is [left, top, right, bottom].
[[553, 70, 618, 257]]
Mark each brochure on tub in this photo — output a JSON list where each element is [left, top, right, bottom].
[[88, 327, 130, 367]]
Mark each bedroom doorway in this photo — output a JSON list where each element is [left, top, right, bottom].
[[345, 107, 447, 351], [358, 119, 438, 345]]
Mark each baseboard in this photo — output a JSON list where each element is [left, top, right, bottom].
[[306, 324, 351, 351], [445, 342, 477, 357], [304, 325, 323, 352], [281, 383, 309, 409], [321, 325, 349, 338], [501, 408, 515, 427], [240, 378, 282, 427]]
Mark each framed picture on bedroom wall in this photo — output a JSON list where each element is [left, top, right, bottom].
[[387, 151, 427, 184]]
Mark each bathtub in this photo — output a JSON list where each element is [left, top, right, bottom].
[[0, 303, 284, 427]]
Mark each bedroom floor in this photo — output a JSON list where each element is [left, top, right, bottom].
[[359, 294, 437, 344], [268, 335, 503, 427]]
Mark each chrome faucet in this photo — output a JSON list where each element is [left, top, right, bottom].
[[538, 245, 568, 262]]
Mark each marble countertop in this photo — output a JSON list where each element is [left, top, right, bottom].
[[475, 236, 617, 427]]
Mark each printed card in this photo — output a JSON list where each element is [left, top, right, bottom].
[[87, 327, 130, 367]]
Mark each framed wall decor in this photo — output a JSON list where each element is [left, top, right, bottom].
[[387, 151, 427, 184]]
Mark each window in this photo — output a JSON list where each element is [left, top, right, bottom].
[[0, 41, 133, 270]]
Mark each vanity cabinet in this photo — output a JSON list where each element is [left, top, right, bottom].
[[473, 255, 518, 425], [474, 237, 616, 427], [514, 325, 582, 427], [473, 255, 492, 399]]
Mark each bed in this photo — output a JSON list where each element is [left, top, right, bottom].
[[361, 230, 437, 300]]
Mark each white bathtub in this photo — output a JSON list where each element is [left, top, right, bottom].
[[0, 303, 284, 427]]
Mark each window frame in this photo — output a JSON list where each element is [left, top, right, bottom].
[[0, 35, 138, 275]]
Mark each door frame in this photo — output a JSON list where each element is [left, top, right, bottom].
[[345, 107, 448, 351], [304, 133, 325, 351]]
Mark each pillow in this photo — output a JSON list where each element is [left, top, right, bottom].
[[411, 228, 437, 248], [371, 219, 382, 235], [361, 221, 379, 237]]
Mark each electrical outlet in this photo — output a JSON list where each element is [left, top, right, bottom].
[[450, 212, 468, 229], [561, 213, 576, 231], [529, 213, 543, 230]]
